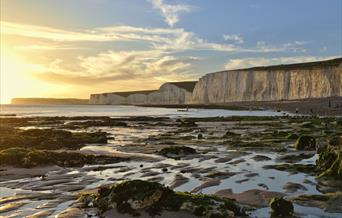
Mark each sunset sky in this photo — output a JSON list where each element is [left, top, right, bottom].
[[1, 0, 341, 104]]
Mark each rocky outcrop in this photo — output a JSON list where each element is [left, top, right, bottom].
[[90, 82, 197, 105], [191, 58, 342, 104]]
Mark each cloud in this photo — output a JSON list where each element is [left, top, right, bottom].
[[33, 49, 198, 86], [15, 45, 82, 51], [223, 34, 244, 44], [1, 21, 307, 54], [224, 56, 339, 70], [149, 0, 191, 27]]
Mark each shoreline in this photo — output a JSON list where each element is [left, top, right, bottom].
[[3, 96, 342, 117]]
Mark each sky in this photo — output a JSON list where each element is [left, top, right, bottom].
[[0, 0, 341, 104]]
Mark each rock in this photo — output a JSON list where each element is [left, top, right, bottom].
[[197, 133, 203, 140], [258, 183, 269, 190], [169, 174, 189, 189], [328, 135, 342, 148], [158, 146, 196, 158], [191, 178, 221, 193], [244, 172, 259, 178], [293, 193, 342, 213], [223, 131, 240, 138], [316, 144, 342, 179], [294, 135, 316, 150], [252, 155, 272, 161], [269, 197, 294, 217], [215, 189, 284, 207], [287, 133, 299, 140], [283, 182, 307, 193], [82, 180, 246, 217]]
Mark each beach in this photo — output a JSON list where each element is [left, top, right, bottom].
[[0, 108, 341, 217]]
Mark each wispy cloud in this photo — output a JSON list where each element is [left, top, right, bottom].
[[33, 49, 198, 86], [224, 56, 338, 70], [223, 34, 244, 44], [1, 21, 307, 54], [149, 0, 191, 27]]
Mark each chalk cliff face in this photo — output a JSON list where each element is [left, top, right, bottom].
[[89, 82, 197, 105], [90, 58, 342, 105], [191, 61, 342, 104]]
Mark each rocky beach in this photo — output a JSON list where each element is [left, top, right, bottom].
[[0, 113, 341, 217]]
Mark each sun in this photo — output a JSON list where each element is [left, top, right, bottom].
[[0, 43, 66, 104]]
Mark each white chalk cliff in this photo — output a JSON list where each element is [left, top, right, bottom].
[[90, 58, 342, 105], [191, 60, 342, 103]]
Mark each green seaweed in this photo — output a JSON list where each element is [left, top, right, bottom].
[[84, 180, 245, 217]]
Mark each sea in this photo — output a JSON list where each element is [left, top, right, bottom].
[[0, 104, 287, 117]]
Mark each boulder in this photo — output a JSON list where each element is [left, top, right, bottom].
[[294, 136, 316, 150], [269, 197, 294, 217]]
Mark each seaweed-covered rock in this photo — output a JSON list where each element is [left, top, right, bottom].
[[0, 128, 108, 150], [286, 133, 299, 140], [316, 144, 342, 179], [158, 146, 196, 158], [294, 136, 316, 150], [82, 180, 245, 217], [269, 197, 294, 217], [0, 147, 126, 168], [223, 131, 240, 139], [177, 120, 197, 127]]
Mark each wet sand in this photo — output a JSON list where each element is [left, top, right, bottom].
[[0, 115, 341, 217]]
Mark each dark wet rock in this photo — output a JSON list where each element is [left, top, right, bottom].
[[303, 178, 316, 186], [235, 178, 249, 184], [293, 193, 342, 213], [244, 172, 259, 178], [0, 147, 127, 168], [169, 174, 189, 189], [176, 120, 197, 127], [258, 183, 269, 190], [228, 159, 245, 165], [206, 171, 238, 179], [283, 182, 307, 193], [191, 178, 221, 193], [278, 152, 315, 163], [316, 177, 342, 193], [162, 168, 168, 173], [197, 133, 203, 140], [269, 197, 294, 217], [215, 189, 284, 207], [294, 135, 316, 150], [0, 128, 108, 150], [328, 135, 342, 148], [287, 133, 299, 140], [158, 146, 196, 159], [263, 163, 316, 175], [252, 155, 272, 161], [80, 180, 246, 217], [223, 131, 240, 138], [65, 119, 127, 128]]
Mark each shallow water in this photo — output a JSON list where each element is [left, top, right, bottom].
[[0, 114, 340, 218], [0, 104, 286, 117]]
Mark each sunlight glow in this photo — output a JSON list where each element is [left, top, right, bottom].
[[0, 43, 69, 104]]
